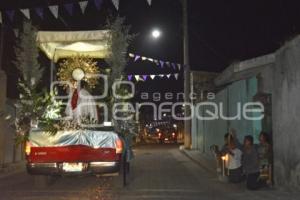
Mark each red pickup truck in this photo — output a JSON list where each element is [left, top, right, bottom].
[[25, 127, 128, 186]]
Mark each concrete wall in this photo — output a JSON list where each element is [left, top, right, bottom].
[[192, 77, 261, 152], [258, 65, 273, 94], [272, 36, 300, 189]]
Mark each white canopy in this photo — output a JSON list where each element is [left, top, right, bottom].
[[36, 30, 111, 62]]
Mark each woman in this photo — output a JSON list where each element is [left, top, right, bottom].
[[242, 135, 260, 190]]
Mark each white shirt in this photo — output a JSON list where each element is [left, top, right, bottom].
[[227, 148, 242, 169]]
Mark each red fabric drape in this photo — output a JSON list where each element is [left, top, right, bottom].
[[71, 89, 79, 110]]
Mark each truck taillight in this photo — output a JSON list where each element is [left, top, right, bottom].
[[25, 142, 31, 156], [115, 139, 123, 154]]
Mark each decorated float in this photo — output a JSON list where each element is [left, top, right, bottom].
[[15, 19, 136, 187]]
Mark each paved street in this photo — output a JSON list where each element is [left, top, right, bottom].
[[0, 144, 299, 200]]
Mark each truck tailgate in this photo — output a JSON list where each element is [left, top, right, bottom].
[[27, 145, 118, 163]]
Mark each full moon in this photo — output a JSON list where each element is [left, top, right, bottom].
[[152, 29, 161, 39]]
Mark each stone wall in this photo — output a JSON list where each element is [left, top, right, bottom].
[[272, 36, 300, 189]]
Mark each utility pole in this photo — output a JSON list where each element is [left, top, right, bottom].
[[182, 0, 191, 149]]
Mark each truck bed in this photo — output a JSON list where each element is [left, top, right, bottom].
[[26, 129, 123, 175]]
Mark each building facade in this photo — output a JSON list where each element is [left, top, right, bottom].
[[191, 36, 300, 189]]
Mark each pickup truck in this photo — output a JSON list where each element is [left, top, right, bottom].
[[25, 126, 128, 186]]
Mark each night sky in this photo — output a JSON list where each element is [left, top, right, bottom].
[[1, 0, 300, 99]]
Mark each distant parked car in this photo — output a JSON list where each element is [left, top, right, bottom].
[[157, 130, 177, 144]]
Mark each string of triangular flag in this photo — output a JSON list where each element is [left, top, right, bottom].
[[0, 0, 152, 24], [126, 73, 180, 82], [129, 53, 183, 71]]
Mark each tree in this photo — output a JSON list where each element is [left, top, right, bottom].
[[13, 21, 61, 143], [14, 21, 44, 90], [105, 16, 136, 86]]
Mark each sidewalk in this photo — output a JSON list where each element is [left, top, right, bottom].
[[0, 161, 26, 179], [180, 147, 300, 199]]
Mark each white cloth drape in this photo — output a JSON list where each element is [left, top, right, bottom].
[[65, 89, 98, 122]]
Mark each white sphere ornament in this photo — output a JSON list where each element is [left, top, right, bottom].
[[72, 68, 85, 81]]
